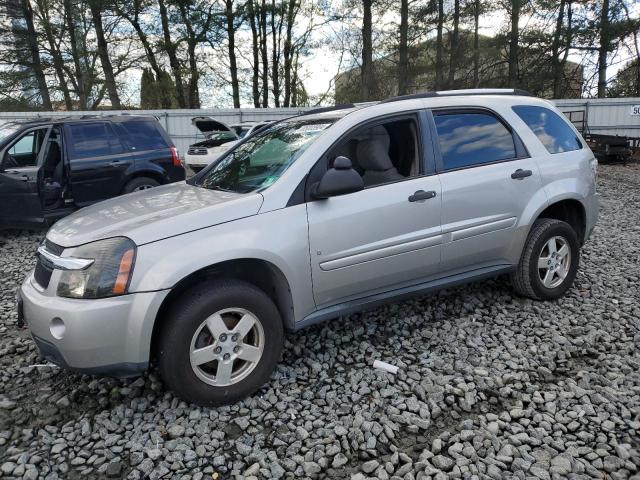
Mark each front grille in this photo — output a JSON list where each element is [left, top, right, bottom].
[[34, 260, 53, 288], [188, 147, 209, 155], [34, 240, 63, 289]]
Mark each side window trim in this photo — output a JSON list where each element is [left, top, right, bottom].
[[429, 107, 529, 174], [298, 111, 434, 205]]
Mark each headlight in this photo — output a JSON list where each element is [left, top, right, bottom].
[[57, 237, 136, 299]]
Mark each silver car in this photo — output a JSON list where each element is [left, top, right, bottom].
[[19, 89, 599, 406]]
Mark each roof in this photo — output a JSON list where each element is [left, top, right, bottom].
[[4, 114, 158, 128]]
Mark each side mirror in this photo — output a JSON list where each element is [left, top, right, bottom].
[[311, 156, 364, 199]]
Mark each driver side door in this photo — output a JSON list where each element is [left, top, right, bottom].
[[0, 126, 50, 227]]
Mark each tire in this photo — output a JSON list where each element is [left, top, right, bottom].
[[123, 177, 160, 193], [510, 218, 580, 300], [157, 279, 284, 406]]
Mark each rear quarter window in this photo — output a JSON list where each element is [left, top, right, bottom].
[[512, 105, 582, 154], [118, 120, 168, 151]]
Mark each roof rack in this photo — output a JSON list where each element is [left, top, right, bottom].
[[381, 88, 532, 104], [298, 103, 356, 116]]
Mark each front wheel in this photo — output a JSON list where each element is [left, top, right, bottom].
[[157, 279, 283, 406], [511, 218, 580, 300]]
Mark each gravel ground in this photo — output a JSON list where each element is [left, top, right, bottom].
[[0, 163, 639, 480]]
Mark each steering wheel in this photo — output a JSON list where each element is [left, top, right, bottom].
[[3, 153, 19, 168]]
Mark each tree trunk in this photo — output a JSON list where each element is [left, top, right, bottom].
[[247, 0, 261, 107], [447, 0, 460, 88], [63, 0, 87, 108], [21, 0, 52, 110], [225, 0, 240, 108], [398, 0, 409, 95], [597, 0, 610, 98], [361, 0, 373, 101], [551, 0, 566, 99], [508, 0, 520, 88], [89, 0, 121, 109], [282, 0, 297, 106], [473, 0, 480, 87], [187, 40, 200, 109], [270, 0, 281, 107], [38, 0, 73, 109], [435, 0, 444, 90], [560, 2, 573, 95], [158, 0, 187, 108], [259, 0, 269, 107]]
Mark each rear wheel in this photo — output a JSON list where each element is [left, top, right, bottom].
[[157, 279, 283, 406], [511, 218, 579, 300], [123, 177, 159, 193]]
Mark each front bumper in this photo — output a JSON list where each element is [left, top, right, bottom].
[[19, 271, 169, 377]]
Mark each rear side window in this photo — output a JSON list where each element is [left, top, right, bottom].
[[433, 112, 517, 170], [67, 123, 124, 159], [512, 105, 582, 154], [118, 120, 168, 150]]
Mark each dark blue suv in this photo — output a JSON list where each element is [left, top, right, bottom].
[[0, 115, 185, 228]]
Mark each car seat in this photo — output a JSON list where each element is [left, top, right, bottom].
[[356, 126, 403, 187]]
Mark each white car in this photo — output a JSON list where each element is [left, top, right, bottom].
[[184, 118, 271, 173]]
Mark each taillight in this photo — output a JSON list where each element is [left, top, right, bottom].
[[170, 146, 182, 167]]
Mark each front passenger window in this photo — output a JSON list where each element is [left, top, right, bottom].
[[328, 116, 421, 188]]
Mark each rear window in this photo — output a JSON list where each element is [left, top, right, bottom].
[[433, 112, 517, 170], [512, 105, 582, 154], [119, 120, 168, 150], [67, 123, 124, 159]]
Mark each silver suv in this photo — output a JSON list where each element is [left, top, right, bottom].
[[19, 90, 599, 406]]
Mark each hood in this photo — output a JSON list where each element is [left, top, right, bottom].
[[192, 116, 236, 136], [47, 182, 264, 247]]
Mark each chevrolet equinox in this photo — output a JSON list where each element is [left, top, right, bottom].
[[18, 90, 599, 406]]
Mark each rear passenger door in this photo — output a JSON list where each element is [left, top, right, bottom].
[[431, 109, 542, 273], [65, 122, 133, 206]]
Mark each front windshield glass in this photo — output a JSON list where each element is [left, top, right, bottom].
[[194, 119, 334, 193], [0, 122, 21, 143]]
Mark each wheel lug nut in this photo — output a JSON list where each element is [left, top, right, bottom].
[[219, 334, 227, 342], [214, 346, 222, 354], [223, 353, 230, 360], [233, 346, 240, 353], [232, 334, 239, 342]]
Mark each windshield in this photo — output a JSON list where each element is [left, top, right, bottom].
[[0, 122, 21, 143], [194, 119, 334, 193]]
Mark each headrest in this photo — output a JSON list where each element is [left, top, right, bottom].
[[356, 126, 393, 171]]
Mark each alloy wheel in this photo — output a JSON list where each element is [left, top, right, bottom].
[[189, 308, 265, 387], [537, 235, 571, 289]]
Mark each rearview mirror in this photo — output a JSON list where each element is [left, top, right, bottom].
[[311, 156, 364, 199]]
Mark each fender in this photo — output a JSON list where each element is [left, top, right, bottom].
[[129, 204, 315, 323]]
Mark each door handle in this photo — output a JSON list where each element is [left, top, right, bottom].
[[511, 169, 533, 180], [109, 160, 124, 166], [19, 175, 29, 182], [408, 190, 436, 202]]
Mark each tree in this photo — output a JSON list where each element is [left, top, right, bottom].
[[89, 0, 122, 108], [597, 0, 611, 98], [361, 0, 373, 100], [508, 0, 521, 87], [21, 0, 52, 109], [397, 0, 409, 95]]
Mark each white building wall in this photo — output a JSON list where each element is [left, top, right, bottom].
[[552, 97, 640, 138]]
